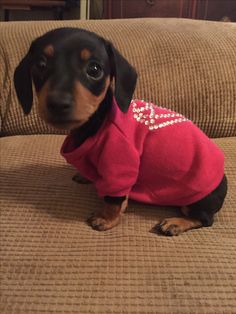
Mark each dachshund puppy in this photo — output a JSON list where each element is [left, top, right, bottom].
[[14, 28, 227, 236]]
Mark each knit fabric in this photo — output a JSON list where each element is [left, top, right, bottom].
[[61, 99, 224, 206]]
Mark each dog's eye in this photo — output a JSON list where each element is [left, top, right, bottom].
[[36, 56, 47, 70], [86, 62, 103, 80]]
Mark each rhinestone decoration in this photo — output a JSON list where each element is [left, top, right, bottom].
[[131, 99, 189, 131]]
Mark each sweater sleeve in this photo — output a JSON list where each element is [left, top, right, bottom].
[[94, 127, 140, 197]]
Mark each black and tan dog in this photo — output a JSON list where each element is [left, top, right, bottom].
[[14, 28, 227, 236]]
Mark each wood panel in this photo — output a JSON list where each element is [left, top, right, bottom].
[[103, 0, 236, 21]]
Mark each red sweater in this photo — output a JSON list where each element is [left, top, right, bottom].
[[61, 99, 224, 206]]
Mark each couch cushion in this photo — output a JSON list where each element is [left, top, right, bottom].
[[1, 134, 236, 313], [0, 18, 236, 137]]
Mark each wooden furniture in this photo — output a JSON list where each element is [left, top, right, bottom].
[[0, 0, 90, 21], [104, 0, 236, 21]]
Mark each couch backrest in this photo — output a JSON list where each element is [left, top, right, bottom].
[[0, 18, 236, 137]]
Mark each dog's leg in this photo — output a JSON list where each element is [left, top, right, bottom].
[[154, 212, 203, 236], [153, 175, 227, 236], [88, 196, 128, 231], [72, 173, 91, 184]]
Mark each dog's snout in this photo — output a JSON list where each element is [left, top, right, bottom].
[[47, 92, 73, 115]]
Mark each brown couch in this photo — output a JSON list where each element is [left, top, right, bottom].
[[1, 18, 236, 313]]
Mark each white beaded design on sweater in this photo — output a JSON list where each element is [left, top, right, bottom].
[[132, 99, 189, 131]]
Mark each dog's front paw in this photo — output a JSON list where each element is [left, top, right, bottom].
[[87, 214, 120, 231]]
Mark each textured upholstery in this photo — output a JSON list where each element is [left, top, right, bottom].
[[1, 135, 236, 313], [0, 18, 236, 137], [0, 18, 236, 314]]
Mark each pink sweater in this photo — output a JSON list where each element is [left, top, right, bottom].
[[61, 99, 224, 206]]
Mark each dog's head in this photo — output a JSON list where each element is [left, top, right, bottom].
[[14, 27, 137, 130]]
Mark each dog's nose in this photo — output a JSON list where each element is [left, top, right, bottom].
[[47, 92, 73, 115]]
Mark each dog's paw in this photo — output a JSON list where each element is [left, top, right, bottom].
[[153, 217, 202, 236], [87, 214, 120, 231], [72, 173, 91, 184], [155, 218, 183, 236]]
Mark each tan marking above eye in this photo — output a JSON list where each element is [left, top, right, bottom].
[[80, 49, 91, 61], [43, 45, 54, 57]]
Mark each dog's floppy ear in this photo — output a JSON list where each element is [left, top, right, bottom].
[[106, 41, 137, 113], [14, 52, 33, 115]]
